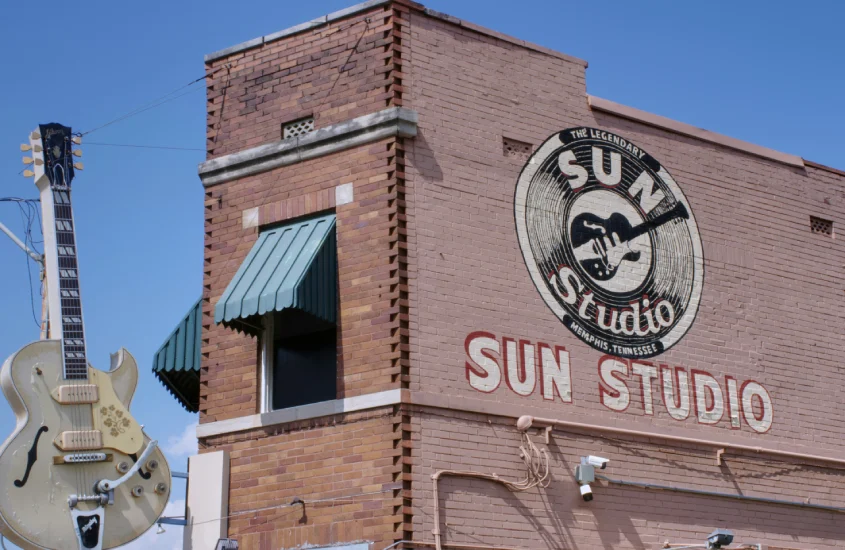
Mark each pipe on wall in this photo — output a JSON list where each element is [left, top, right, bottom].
[[596, 474, 845, 514], [516, 415, 845, 468]]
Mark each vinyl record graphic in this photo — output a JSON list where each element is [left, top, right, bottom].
[[514, 127, 704, 358]]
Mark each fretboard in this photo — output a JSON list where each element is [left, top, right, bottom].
[[53, 187, 88, 380]]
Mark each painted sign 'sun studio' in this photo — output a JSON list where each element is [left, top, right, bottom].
[[463, 128, 774, 434], [515, 127, 704, 359]]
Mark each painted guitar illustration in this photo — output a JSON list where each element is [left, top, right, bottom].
[[0, 125, 170, 550], [571, 201, 689, 281]]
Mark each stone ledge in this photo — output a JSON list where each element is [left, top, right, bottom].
[[203, 0, 588, 68], [205, 0, 389, 63], [198, 107, 418, 187], [196, 388, 404, 438], [589, 95, 805, 169]]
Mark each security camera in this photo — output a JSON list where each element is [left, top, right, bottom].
[[584, 456, 609, 469], [706, 529, 734, 549], [579, 483, 593, 502]]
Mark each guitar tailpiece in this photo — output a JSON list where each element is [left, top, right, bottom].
[[70, 505, 105, 550], [67, 493, 108, 509]]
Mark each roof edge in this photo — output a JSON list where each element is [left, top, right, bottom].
[[803, 159, 845, 178], [204, 0, 587, 68], [588, 95, 805, 169]]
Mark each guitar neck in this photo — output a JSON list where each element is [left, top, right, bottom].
[[47, 186, 88, 380], [627, 202, 688, 243]]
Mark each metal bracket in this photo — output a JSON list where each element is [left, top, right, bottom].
[[157, 470, 189, 527], [716, 448, 725, 466]]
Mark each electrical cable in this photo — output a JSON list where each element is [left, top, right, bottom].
[[79, 67, 227, 137], [14, 199, 41, 328], [187, 487, 395, 528], [82, 142, 204, 152], [80, 85, 206, 137]]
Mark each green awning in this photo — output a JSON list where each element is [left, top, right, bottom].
[[153, 297, 202, 413], [214, 213, 337, 336]]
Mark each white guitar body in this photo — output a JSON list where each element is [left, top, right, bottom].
[[0, 341, 170, 549]]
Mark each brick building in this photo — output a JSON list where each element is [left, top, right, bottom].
[[153, 2, 845, 549]]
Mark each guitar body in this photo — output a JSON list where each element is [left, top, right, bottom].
[[0, 340, 170, 550]]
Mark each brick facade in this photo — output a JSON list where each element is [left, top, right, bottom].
[[198, 2, 845, 549]]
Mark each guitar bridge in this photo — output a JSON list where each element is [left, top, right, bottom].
[[56, 430, 103, 451], [54, 452, 112, 465]]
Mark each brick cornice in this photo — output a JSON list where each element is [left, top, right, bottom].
[[198, 107, 418, 187]]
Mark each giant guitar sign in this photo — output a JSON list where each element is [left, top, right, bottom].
[[0, 125, 170, 550]]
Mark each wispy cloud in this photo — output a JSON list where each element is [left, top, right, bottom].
[[165, 422, 198, 458]]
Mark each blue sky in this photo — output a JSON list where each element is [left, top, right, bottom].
[[0, 1, 842, 548]]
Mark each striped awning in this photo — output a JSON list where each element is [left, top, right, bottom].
[[153, 297, 202, 413], [214, 213, 337, 336]]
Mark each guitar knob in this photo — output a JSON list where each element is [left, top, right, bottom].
[[154, 482, 168, 495], [146, 459, 159, 472], [131, 485, 144, 498], [116, 461, 130, 474]]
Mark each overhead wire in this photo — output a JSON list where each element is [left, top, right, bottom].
[[79, 64, 228, 137], [82, 142, 204, 152], [13, 198, 41, 329]]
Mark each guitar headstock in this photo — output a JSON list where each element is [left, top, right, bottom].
[[21, 124, 83, 190]]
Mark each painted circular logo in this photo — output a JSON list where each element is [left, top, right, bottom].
[[514, 127, 704, 358]]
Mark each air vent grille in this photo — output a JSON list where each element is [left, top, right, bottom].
[[810, 216, 833, 237], [503, 137, 533, 162], [283, 117, 315, 140]]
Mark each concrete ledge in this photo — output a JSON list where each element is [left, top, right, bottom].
[[198, 107, 418, 187], [204, 0, 587, 68], [205, 0, 389, 62], [196, 388, 403, 438], [589, 95, 805, 169]]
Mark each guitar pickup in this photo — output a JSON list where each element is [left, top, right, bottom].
[[56, 430, 103, 451], [52, 384, 99, 404], [53, 452, 112, 465]]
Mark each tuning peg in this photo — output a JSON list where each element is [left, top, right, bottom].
[[20, 144, 31, 152], [73, 162, 84, 170], [23, 170, 35, 177], [22, 157, 34, 164], [34, 144, 42, 152], [30, 131, 41, 140], [34, 158, 43, 166], [72, 150, 82, 158], [72, 136, 82, 145]]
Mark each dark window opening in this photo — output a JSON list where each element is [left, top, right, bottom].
[[269, 304, 337, 411]]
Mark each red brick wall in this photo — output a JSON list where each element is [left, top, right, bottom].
[[411, 409, 845, 550], [404, 8, 845, 448], [199, 2, 845, 549], [199, 4, 412, 546], [403, 8, 845, 550], [205, 4, 395, 158], [203, 409, 404, 549]]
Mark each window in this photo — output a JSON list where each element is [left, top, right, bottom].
[[214, 212, 338, 413], [262, 308, 337, 411]]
